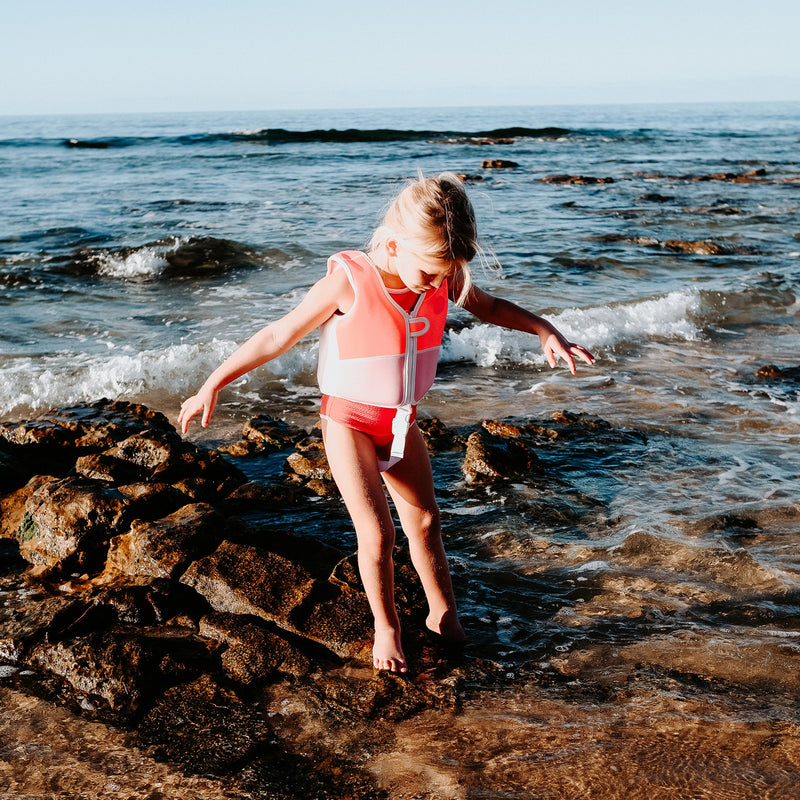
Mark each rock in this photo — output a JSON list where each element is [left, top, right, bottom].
[[454, 173, 485, 182], [103, 503, 225, 581], [756, 364, 800, 383], [163, 236, 260, 275], [482, 159, 519, 169], [180, 540, 317, 630], [626, 237, 755, 256], [0, 399, 173, 453], [285, 438, 333, 482], [199, 612, 313, 681], [16, 476, 129, 571], [219, 480, 302, 515], [292, 578, 374, 662], [138, 673, 272, 773], [28, 630, 156, 716], [462, 429, 542, 483], [74, 451, 145, 484], [636, 193, 674, 203], [417, 417, 461, 453], [0, 591, 91, 663], [28, 627, 216, 719], [0, 474, 53, 540], [115, 481, 192, 521], [541, 174, 614, 185]]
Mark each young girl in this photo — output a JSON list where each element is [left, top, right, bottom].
[[179, 173, 594, 674]]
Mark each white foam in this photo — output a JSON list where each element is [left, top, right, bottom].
[[441, 290, 701, 366], [0, 336, 320, 419], [95, 247, 167, 279]]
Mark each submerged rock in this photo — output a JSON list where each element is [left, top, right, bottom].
[[482, 159, 519, 169], [541, 174, 615, 185]]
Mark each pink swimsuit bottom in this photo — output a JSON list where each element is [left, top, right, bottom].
[[320, 395, 417, 469]]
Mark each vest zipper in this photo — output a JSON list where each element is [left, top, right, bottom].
[[403, 294, 425, 405]]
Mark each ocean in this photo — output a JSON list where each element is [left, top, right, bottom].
[[2, 102, 800, 798]]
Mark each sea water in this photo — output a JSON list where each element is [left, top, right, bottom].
[[2, 102, 800, 798]]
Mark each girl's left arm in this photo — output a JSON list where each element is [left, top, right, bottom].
[[457, 284, 595, 375]]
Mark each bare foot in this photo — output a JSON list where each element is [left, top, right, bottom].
[[426, 609, 466, 644], [373, 627, 408, 673]]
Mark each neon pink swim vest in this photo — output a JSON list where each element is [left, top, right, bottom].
[[317, 250, 449, 468]]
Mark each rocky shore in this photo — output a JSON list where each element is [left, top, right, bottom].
[[0, 399, 571, 797], [3, 398, 800, 799]]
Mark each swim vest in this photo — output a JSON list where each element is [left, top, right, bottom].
[[317, 250, 449, 467]]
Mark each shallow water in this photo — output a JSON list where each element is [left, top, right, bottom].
[[2, 102, 800, 797]]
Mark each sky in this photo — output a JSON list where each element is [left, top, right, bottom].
[[2, 0, 799, 115]]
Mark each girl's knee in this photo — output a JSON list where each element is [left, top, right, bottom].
[[404, 504, 441, 543]]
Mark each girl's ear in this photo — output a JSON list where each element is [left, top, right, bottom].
[[385, 236, 398, 258]]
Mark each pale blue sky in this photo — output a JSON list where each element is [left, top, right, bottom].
[[2, 0, 799, 115]]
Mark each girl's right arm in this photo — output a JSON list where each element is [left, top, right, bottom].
[[178, 270, 350, 433]]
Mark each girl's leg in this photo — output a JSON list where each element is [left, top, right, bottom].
[[321, 418, 408, 673], [382, 424, 465, 643]]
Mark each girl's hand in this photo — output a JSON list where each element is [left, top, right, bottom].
[[178, 387, 218, 434], [540, 330, 595, 375]]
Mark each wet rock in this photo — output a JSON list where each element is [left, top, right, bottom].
[[103, 503, 225, 581], [0, 591, 91, 662], [756, 364, 800, 383], [89, 579, 196, 627], [285, 437, 332, 481], [0, 474, 53, 540], [0, 399, 173, 456], [28, 630, 155, 716], [163, 236, 261, 275], [625, 236, 755, 255], [308, 669, 431, 722], [16, 476, 129, 571], [462, 428, 542, 483], [541, 174, 615, 185], [114, 481, 192, 521], [74, 451, 145, 484], [219, 480, 303, 515], [634, 168, 769, 182], [418, 417, 461, 453], [454, 173, 485, 182], [217, 414, 307, 457], [613, 530, 787, 593], [138, 673, 271, 773], [181, 540, 317, 629], [28, 627, 217, 719], [0, 438, 26, 491], [637, 193, 674, 203], [199, 612, 313, 681], [482, 159, 519, 169], [293, 578, 374, 662]]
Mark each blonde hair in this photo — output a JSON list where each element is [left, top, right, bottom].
[[369, 172, 482, 306]]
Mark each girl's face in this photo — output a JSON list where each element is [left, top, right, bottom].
[[390, 240, 454, 294]]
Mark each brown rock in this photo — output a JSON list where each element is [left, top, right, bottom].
[[285, 439, 333, 481], [17, 476, 128, 570], [482, 159, 519, 169], [103, 503, 225, 581], [28, 631, 155, 715], [199, 612, 313, 681], [138, 673, 271, 773], [462, 429, 541, 483], [180, 540, 316, 628], [541, 174, 614, 185], [0, 474, 53, 540], [0, 399, 173, 451], [756, 364, 800, 383]]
